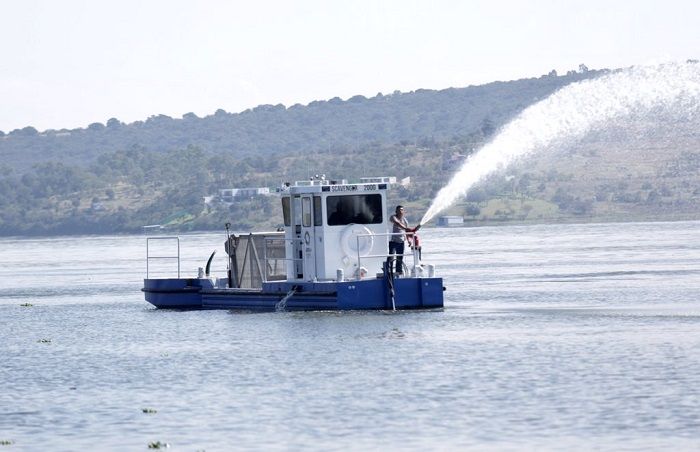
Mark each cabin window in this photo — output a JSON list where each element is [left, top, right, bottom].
[[326, 194, 383, 226], [293, 196, 302, 226], [313, 196, 322, 226], [302, 197, 311, 227], [281, 197, 291, 226]]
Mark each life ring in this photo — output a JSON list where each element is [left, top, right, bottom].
[[340, 224, 374, 262]]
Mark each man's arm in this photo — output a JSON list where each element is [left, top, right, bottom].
[[390, 215, 411, 231]]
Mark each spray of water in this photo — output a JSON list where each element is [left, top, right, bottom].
[[420, 62, 700, 226]]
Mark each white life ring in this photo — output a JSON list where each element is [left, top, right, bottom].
[[340, 224, 374, 263]]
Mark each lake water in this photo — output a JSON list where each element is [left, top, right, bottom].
[[1, 221, 699, 451]]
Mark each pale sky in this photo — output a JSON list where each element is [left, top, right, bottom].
[[1, 0, 698, 132]]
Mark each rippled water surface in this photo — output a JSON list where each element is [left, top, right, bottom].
[[1, 221, 700, 450]]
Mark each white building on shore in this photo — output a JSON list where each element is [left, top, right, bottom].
[[218, 187, 272, 203]]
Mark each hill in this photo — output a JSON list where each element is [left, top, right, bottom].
[[3, 65, 700, 237], [0, 69, 601, 173]]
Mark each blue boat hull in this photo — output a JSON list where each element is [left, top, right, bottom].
[[143, 277, 444, 311]]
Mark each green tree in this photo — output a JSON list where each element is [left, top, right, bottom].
[[465, 204, 481, 218]]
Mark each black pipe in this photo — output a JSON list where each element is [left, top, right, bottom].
[[225, 222, 233, 288], [205, 250, 216, 277]]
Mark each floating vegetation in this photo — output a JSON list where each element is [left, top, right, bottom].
[[0, 440, 15, 445], [142, 408, 157, 414], [37, 339, 51, 343], [20, 303, 33, 307], [148, 441, 170, 449]]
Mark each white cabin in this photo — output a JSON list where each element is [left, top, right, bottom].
[[280, 178, 390, 282]]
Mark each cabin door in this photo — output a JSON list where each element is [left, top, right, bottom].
[[291, 195, 303, 279], [300, 195, 317, 281]]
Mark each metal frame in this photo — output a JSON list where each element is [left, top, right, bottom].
[[146, 236, 180, 279], [356, 232, 419, 277], [263, 237, 303, 282], [230, 232, 290, 287]]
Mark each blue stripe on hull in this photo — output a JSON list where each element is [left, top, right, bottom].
[[203, 294, 338, 311]]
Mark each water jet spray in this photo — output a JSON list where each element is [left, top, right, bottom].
[[420, 61, 700, 226]]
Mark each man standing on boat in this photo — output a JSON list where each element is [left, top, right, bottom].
[[388, 205, 411, 276]]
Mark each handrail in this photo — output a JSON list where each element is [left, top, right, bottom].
[[262, 237, 303, 263], [258, 231, 421, 282], [146, 236, 180, 279], [355, 232, 420, 277], [262, 236, 302, 282]]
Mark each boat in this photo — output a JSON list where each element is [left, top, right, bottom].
[[142, 176, 445, 311]]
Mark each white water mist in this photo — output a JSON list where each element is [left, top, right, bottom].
[[421, 62, 700, 226]]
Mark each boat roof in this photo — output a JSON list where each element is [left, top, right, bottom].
[[281, 177, 389, 195]]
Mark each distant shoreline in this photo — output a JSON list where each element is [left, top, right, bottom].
[[2, 213, 699, 239]]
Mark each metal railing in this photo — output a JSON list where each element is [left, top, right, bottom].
[[257, 231, 424, 282], [355, 232, 420, 277], [263, 237, 302, 282], [146, 236, 180, 279]]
